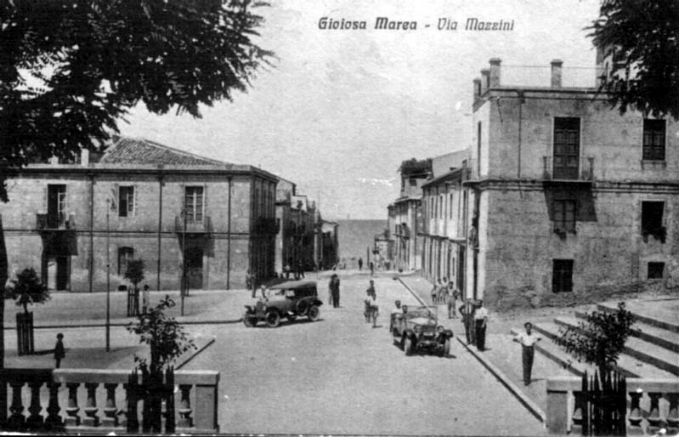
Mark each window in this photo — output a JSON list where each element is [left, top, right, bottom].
[[648, 262, 665, 279], [118, 247, 134, 275], [553, 200, 576, 234], [643, 119, 665, 161], [553, 259, 574, 293], [118, 186, 134, 217], [553, 117, 581, 180], [185, 186, 204, 223], [641, 201, 665, 242]]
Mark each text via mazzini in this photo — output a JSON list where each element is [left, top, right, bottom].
[[318, 17, 515, 31]]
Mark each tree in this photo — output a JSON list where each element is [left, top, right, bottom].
[[554, 302, 635, 373], [124, 259, 146, 292], [0, 0, 272, 201], [589, 0, 679, 119], [126, 295, 195, 374], [5, 267, 50, 314]]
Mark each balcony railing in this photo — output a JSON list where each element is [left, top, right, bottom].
[[36, 213, 75, 231], [542, 156, 595, 181], [175, 216, 212, 234], [0, 368, 219, 434], [546, 376, 679, 435]]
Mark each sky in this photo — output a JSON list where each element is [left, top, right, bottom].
[[118, 0, 602, 220]]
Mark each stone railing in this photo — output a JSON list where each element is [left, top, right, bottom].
[[0, 368, 219, 434], [547, 376, 679, 435]]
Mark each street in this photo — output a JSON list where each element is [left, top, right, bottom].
[[185, 276, 546, 435]]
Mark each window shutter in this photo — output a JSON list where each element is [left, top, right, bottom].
[[42, 186, 48, 213], [203, 184, 208, 223]]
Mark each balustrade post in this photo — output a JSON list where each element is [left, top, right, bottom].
[[82, 383, 99, 427], [177, 384, 193, 429], [26, 380, 43, 428], [8, 381, 25, 430], [667, 393, 679, 434], [628, 390, 643, 436], [65, 383, 81, 427], [45, 382, 63, 429], [646, 392, 662, 434], [102, 383, 118, 428]]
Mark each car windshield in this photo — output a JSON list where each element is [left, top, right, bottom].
[[405, 306, 437, 320]]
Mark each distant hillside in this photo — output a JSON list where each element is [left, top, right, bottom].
[[337, 219, 387, 266]]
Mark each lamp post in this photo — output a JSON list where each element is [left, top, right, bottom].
[[181, 208, 187, 316], [105, 199, 111, 352]]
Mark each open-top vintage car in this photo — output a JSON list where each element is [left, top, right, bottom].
[[243, 279, 323, 328], [391, 305, 453, 356]]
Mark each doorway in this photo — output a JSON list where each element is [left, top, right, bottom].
[[186, 247, 204, 289], [46, 256, 69, 291]]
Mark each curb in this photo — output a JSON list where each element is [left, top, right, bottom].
[[397, 276, 547, 425], [5, 318, 243, 331]]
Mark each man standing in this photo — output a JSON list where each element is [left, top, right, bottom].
[[447, 283, 459, 319], [246, 270, 256, 298], [514, 322, 542, 385], [474, 300, 488, 351], [358, 257, 363, 271], [330, 274, 341, 308], [459, 298, 475, 344]]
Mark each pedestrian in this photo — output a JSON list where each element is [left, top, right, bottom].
[[447, 283, 459, 319], [474, 300, 488, 351], [364, 282, 378, 328], [297, 260, 305, 279], [54, 333, 65, 369], [246, 270, 257, 298], [369, 262, 374, 276], [142, 284, 150, 314], [431, 279, 441, 304], [389, 300, 403, 332], [328, 278, 334, 306], [514, 322, 542, 386], [358, 257, 363, 271], [330, 274, 341, 308], [459, 298, 475, 345], [284, 260, 291, 279]]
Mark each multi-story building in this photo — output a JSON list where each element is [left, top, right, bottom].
[[465, 57, 679, 305], [420, 150, 470, 290], [0, 137, 278, 292]]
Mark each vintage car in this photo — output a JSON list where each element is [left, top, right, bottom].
[[243, 279, 323, 328], [391, 305, 453, 356]]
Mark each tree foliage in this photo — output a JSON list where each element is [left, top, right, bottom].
[[5, 267, 50, 314], [127, 295, 195, 374], [398, 158, 432, 177], [589, 0, 679, 119], [0, 0, 272, 201], [124, 258, 146, 290], [554, 302, 635, 372]]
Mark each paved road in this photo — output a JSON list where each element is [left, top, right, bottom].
[[185, 277, 546, 435]]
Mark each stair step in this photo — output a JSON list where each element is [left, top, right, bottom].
[[553, 317, 679, 377], [596, 301, 679, 334]]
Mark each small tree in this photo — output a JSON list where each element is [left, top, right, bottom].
[[127, 295, 195, 375], [125, 259, 146, 292], [554, 302, 635, 373], [5, 268, 50, 314]]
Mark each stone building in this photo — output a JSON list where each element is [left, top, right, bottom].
[[466, 58, 679, 304], [0, 137, 278, 292]]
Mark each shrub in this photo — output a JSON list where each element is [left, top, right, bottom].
[[5, 268, 50, 314]]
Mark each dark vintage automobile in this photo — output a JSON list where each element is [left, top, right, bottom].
[[243, 279, 323, 328], [391, 305, 453, 356]]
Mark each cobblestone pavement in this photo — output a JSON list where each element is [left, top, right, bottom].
[[185, 276, 546, 435]]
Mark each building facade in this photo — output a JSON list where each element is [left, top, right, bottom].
[[0, 137, 278, 292], [466, 58, 679, 305]]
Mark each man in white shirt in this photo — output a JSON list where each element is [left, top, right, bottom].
[[513, 322, 542, 386], [473, 300, 488, 351]]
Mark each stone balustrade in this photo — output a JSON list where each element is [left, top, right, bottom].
[[0, 368, 219, 434], [547, 376, 679, 435]]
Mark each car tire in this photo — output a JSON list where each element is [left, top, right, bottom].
[[442, 339, 451, 357], [404, 337, 413, 356], [243, 313, 257, 327], [296, 300, 309, 316], [265, 311, 281, 328], [307, 305, 320, 322]]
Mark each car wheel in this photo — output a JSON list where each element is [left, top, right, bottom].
[[243, 313, 257, 327], [296, 300, 309, 316], [265, 311, 281, 328], [404, 337, 413, 356], [442, 339, 451, 357], [307, 305, 320, 322], [287, 313, 297, 322]]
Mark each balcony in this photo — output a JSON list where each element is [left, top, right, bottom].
[[542, 156, 595, 182], [175, 216, 212, 235], [0, 368, 219, 434], [36, 213, 75, 231]]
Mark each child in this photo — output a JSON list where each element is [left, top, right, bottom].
[[54, 333, 65, 369]]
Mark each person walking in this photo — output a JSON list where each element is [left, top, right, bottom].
[[54, 333, 65, 369], [364, 282, 378, 328], [330, 274, 341, 308], [459, 298, 475, 344], [474, 300, 489, 351], [514, 322, 542, 385], [358, 257, 363, 271], [447, 283, 459, 319]]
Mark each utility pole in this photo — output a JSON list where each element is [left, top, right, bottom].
[[181, 208, 187, 316], [106, 199, 111, 352]]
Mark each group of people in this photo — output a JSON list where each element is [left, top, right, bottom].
[[430, 278, 461, 319]]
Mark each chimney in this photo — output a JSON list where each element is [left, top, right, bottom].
[[473, 78, 481, 101], [81, 148, 90, 166], [551, 59, 563, 88], [489, 58, 501, 88], [480, 69, 490, 95]]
